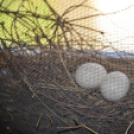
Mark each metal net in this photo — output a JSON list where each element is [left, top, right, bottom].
[[0, 0, 134, 134]]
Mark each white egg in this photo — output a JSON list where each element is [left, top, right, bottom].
[[75, 63, 107, 89], [100, 71, 130, 101]]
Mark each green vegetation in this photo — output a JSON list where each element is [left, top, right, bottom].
[[0, 0, 56, 47], [0, 0, 104, 50]]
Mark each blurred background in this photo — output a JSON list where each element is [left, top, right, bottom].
[[1, 0, 134, 53], [50, 0, 134, 52]]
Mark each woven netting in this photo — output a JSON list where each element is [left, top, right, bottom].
[[0, 0, 134, 134]]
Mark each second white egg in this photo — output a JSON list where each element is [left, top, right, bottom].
[[100, 71, 130, 101]]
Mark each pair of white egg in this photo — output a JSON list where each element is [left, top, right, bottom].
[[75, 63, 130, 101]]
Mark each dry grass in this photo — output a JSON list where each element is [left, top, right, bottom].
[[0, 45, 134, 134]]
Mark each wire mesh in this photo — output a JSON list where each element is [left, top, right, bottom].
[[0, 0, 134, 134]]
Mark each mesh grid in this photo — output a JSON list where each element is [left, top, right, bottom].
[[0, 0, 134, 134]]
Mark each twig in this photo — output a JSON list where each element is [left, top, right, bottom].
[[68, 4, 134, 22], [57, 125, 82, 133], [36, 109, 44, 128], [62, 0, 87, 17], [57, 125, 99, 134], [83, 125, 99, 134], [48, 114, 53, 126], [125, 119, 134, 134]]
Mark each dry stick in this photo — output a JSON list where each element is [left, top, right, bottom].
[[83, 125, 99, 134], [57, 125, 98, 134], [48, 114, 53, 126], [62, 0, 87, 17], [1, 24, 12, 38], [44, 0, 60, 18], [61, 20, 70, 48], [68, 4, 134, 22], [10, 0, 26, 45], [36, 109, 44, 128], [0, 8, 55, 21], [57, 125, 82, 133], [2, 25, 9, 40], [125, 119, 134, 134], [69, 22, 103, 33]]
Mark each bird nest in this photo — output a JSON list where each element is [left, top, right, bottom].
[[0, 45, 134, 134]]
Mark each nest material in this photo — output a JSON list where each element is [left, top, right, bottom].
[[0, 46, 134, 134]]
